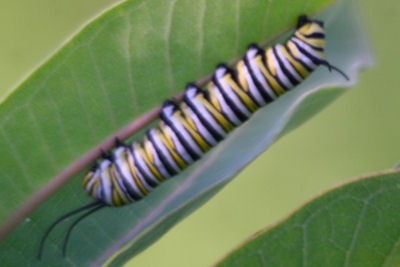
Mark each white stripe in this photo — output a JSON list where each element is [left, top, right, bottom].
[[111, 168, 133, 202], [171, 116, 204, 156], [132, 142, 160, 185], [185, 106, 217, 146], [238, 61, 266, 106], [191, 97, 227, 137], [246, 48, 277, 100], [162, 123, 194, 164], [84, 170, 98, 191], [131, 155, 154, 193], [275, 44, 303, 82], [267, 49, 293, 88], [287, 40, 317, 69], [185, 87, 227, 137], [148, 128, 181, 172], [162, 104, 203, 157], [144, 138, 170, 179], [124, 148, 152, 196], [113, 146, 137, 202], [215, 67, 252, 118], [99, 160, 112, 205], [210, 83, 241, 126], [292, 37, 322, 60], [113, 147, 143, 198]]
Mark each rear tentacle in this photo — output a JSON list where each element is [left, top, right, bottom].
[[38, 200, 103, 260], [62, 203, 106, 257]]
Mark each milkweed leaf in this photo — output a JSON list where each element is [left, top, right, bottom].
[[0, 0, 371, 266], [214, 169, 400, 267]]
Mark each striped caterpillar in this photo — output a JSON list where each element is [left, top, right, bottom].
[[38, 15, 348, 259]]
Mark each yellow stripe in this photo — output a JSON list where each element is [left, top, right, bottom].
[[287, 41, 300, 58], [103, 169, 121, 206], [298, 23, 324, 36], [278, 45, 309, 78], [254, 55, 285, 95], [120, 149, 135, 182], [142, 137, 153, 162], [135, 142, 164, 182], [266, 49, 277, 76], [112, 190, 122, 206], [174, 112, 210, 152], [207, 82, 221, 111], [223, 75, 258, 112], [294, 32, 325, 49], [157, 126, 187, 169], [180, 103, 196, 130], [125, 149, 149, 196], [196, 94, 234, 132], [82, 171, 93, 188], [90, 181, 99, 198], [235, 60, 249, 92], [109, 165, 130, 205]]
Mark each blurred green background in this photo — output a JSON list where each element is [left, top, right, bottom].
[[1, 0, 399, 266]]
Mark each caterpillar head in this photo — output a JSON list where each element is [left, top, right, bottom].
[[296, 15, 325, 37], [295, 15, 349, 81], [297, 15, 324, 28]]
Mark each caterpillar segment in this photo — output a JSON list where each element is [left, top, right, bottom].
[[81, 15, 348, 207], [39, 15, 349, 260]]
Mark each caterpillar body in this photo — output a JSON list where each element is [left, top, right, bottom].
[[38, 15, 348, 259]]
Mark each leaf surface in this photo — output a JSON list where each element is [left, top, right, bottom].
[[215, 169, 400, 267], [0, 0, 371, 266]]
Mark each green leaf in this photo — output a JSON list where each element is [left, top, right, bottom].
[[0, 0, 336, 227], [214, 168, 400, 267], [0, 0, 371, 266]]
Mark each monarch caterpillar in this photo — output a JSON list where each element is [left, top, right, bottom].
[[38, 15, 348, 259]]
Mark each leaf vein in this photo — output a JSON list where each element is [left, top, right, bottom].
[[123, 15, 140, 115], [0, 127, 33, 188], [67, 66, 99, 142], [87, 45, 118, 130], [164, 0, 178, 92]]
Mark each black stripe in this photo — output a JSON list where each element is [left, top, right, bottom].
[[232, 61, 261, 107], [211, 80, 247, 123], [291, 39, 322, 65], [294, 35, 324, 52], [137, 141, 165, 183], [160, 107, 201, 161], [212, 71, 248, 122], [139, 141, 169, 181], [225, 66, 260, 110], [129, 144, 158, 188], [114, 174, 134, 202], [106, 166, 124, 205], [243, 49, 274, 103], [114, 153, 142, 201], [85, 175, 96, 194], [280, 44, 308, 79], [304, 32, 325, 39], [146, 130, 178, 175], [284, 41, 313, 72], [273, 46, 300, 88], [184, 88, 225, 141], [109, 177, 123, 205], [262, 47, 289, 91], [180, 104, 213, 148], [202, 90, 233, 134]]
